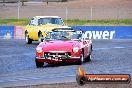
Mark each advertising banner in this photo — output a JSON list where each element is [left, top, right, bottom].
[[14, 26, 25, 39], [0, 26, 14, 39], [71, 26, 132, 39], [0, 26, 132, 39]]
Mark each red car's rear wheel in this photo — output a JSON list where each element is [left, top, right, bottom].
[[85, 45, 92, 62]]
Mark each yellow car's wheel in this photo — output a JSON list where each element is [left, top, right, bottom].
[[38, 32, 43, 42], [25, 32, 32, 44]]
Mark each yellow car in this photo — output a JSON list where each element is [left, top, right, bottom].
[[25, 16, 64, 44]]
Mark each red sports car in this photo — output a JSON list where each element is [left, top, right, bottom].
[[35, 27, 92, 67]]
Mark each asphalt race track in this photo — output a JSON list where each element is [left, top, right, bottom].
[[0, 39, 132, 87]]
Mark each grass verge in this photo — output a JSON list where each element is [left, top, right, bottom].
[[0, 19, 132, 26]]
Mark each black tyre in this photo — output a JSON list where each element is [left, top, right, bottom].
[[25, 32, 32, 44], [85, 45, 92, 62], [35, 59, 44, 68], [76, 75, 86, 85], [85, 54, 91, 62], [38, 32, 43, 42], [78, 54, 84, 65]]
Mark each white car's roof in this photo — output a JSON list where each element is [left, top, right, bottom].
[[35, 16, 61, 19]]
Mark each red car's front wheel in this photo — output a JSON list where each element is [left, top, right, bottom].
[[35, 59, 44, 68], [78, 54, 84, 65]]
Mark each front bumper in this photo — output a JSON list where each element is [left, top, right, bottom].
[[36, 56, 80, 64]]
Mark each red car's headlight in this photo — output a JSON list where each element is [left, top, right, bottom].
[[36, 47, 43, 53], [73, 47, 79, 53]]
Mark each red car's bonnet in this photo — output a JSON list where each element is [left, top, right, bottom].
[[38, 40, 81, 52]]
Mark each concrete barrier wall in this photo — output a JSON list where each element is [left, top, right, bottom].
[[0, 26, 132, 39]]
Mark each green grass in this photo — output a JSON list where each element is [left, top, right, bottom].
[[65, 19, 132, 26], [0, 19, 29, 26], [0, 19, 132, 26]]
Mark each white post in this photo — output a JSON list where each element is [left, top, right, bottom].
[[90, 6, 93, 21], [17, 0, 20, 19], [65, 7, 68, 26]]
